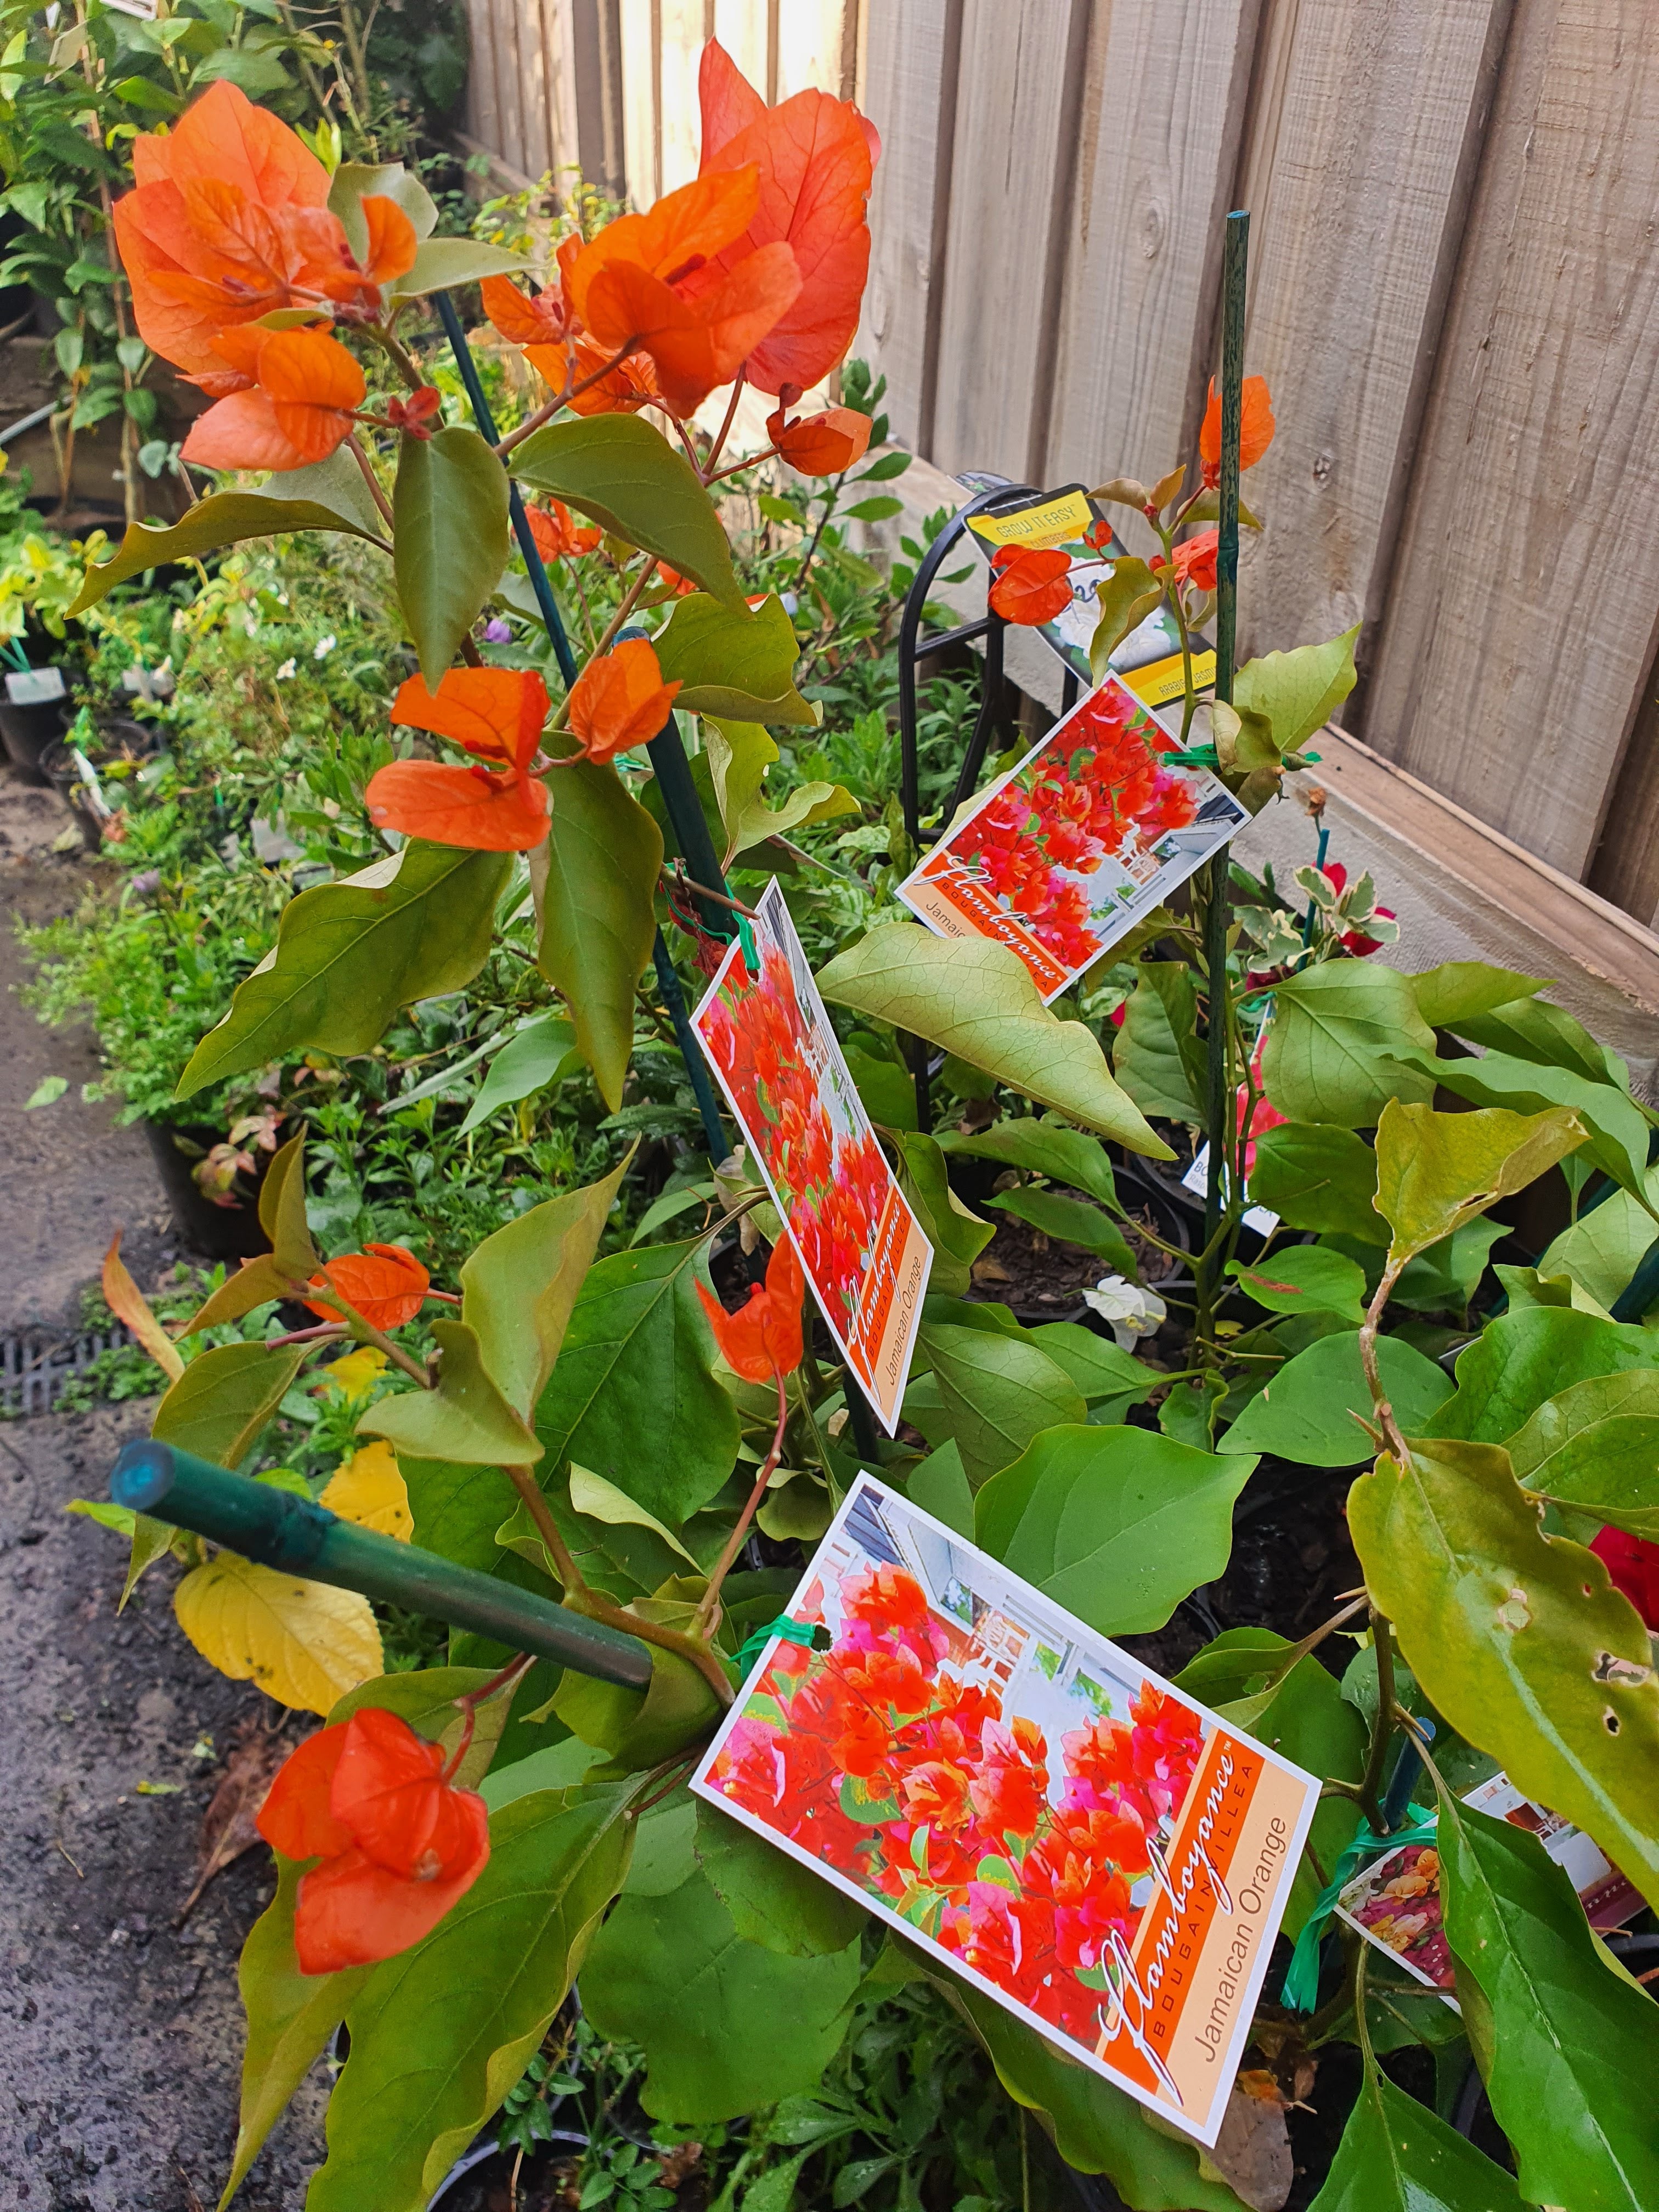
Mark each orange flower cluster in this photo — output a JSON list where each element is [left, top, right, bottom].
[[566, 637, 681, 766], [303, 1242, 432, 1330], [112, 81, 419, 472], [368, 668, 552, 851], [707, 1565, 1207, 2047], [482, 40, 877, 420], [525, 498, 602, 565], [696, 1233, 806, 1384], [258, 1707, 490, 1974]]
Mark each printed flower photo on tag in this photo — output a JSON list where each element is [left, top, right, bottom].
[[692, 1475, 1321, 2147]]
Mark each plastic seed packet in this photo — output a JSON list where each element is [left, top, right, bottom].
[[691, 1472, 1321, 2146], [692, 879, 932, 1433], [896, 672, 1249, 1001]]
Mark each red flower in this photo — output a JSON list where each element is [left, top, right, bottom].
[[1594, 1527, 1659, 1631], [1198, 374, 1275, 489], [304, 1242, 431, 1330], [988, 544, 1073, 626], [1150, 527, 1218, 595], [968, 1717, 1051, 1841], [526, 498, 602, 563], [695, 1232, 806, 1383], [368, 668, 551, 852], [257, 1708, 490, 1973], [566, 637, 681, 767], [768, 388, 873, 475], [386, 386, 443, 440]]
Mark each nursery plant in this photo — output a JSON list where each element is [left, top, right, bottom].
[[66, 42, 1659, 2212]]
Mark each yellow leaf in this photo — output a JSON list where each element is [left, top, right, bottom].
[[102, 1228, 184, 1383], [320, 1440, 413, 1541], [316, 1346, 389, 1401], [174, 1555, 382, 1715]]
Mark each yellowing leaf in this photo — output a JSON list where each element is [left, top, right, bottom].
[[318, 1347, 390, 1401], [320, 1441, 413, 1541], [1374, 1101, 1587, 1264], [174, 1555, 383, 1715], [569, 1462, 699, 1567], [101, 1228, 183, 1381]]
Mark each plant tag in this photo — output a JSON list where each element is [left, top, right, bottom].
[[1332, 1771, 1644, 2004], [5, 665, 65, 704], [691, 879, 933, 1433], [692, 1471, 1321, 2147], [966, 487, 1214, 692], [896, 672, 1249, 1000]]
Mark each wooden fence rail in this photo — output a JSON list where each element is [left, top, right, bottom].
[[460, 0, 1659, 936]]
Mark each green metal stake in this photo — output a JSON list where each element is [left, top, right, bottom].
[[110, 1440, 653, 1690], [1201, 210, 1250, 1284]]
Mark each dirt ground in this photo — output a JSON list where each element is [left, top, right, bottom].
[[0, 765, 327, 2209]]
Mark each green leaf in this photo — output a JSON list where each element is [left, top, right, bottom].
[[918, 1322, 1085, 1487], [1089, 558, 1165, 681], [151, 1342, 307, 1467], [538, 759, 663, 1113], [510, 414, 744, 606], [976, 1424, 1255, 1634], [1435, 1793, 1659, 2211], [1232, 623, 1359, 755], [1026, 1321, 1159, 1410], [363, 1319, 541, 1465], [264, 447, 391, 540], [393, 426, 510, 687], [1373, 1099, 1587, 1262], [702, 714, 857, 859], [817, 926, 1172, 1156], [1261, 964, 1435, 1128], [844, 1045, 919, 1131], [893, 1131, 994, 1296], [693, 1801, 867, 1957], [534, 1239, 741, 1526], [934, 1119, 1118, 1207], [178, 843, 510, 1097], [1246, 1122, 1387, 1244], [987, 1184, 1138, 1275], [1392, 1217, 1505, 1314], [652, 592, 815, 724], [1506, 1370, 1659, 1539], [219, 1858, 371, 2210], [257, 1129, 318, 1282], [460, 1156, 629, 1419], [1307, 2050, 1526, 2211], [907, 1439, 974, 1534], [456, 1013, 581, 1135], [69, 483, 385, 613], [1541, 1167, 1659, 1314], [1409, 962, 1548, 1030], [569, 1463, 698, 1567], [309, 1783, 635, 2212], [390, 235, 528, 301], [1403, 1046, 1654, 1205], [582, 1865, 861, 2123], [1227, 1244, 1367, 1323], [1113, 962, 1203, 1122], [327, 161, 438, 258], [1349, 1435, 1659, 1911], [924, 1971, 1245, 2209], [1452, 992, 1628, 1092], [553, 1640, 720, 1772], [1423, 1306, 1659, 1443], [1217, 1331, 1451, 1466]]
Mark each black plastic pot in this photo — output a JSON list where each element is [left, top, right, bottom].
[[38, 739, 104, 852], [143, 1120, 272, 1262], [0, 691, 67, 783]]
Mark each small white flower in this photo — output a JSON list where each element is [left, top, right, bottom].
[[275, 657, 297, 680], [1082, 1273, 1166, 1352], [313, 634, 336, 659]]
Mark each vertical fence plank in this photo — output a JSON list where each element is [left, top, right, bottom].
[[928, 0, 1088, 482], [1232, 0, 1513, 665], [1361, 0, 1659, 878], [465, 0, 501, 155], [572, 0, 627, 200], [1043, 0, 1260, 490], [492, 0, 528, 176], [658, 0, 704, 189], [619, 0, 658, 206], [712, 0, 769, 87], [1589, 645, 1659, 927], [775, 0, 845, 101]]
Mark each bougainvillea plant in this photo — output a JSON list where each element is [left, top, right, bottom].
[[71, 38, 1659, 2212]]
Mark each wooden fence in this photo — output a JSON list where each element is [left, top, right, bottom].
[[460, 0, 1659, 937]]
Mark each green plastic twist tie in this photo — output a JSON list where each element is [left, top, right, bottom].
[[731, 1613, 830, 1680]]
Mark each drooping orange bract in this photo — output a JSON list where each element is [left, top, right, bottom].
[[768, 395, 872, 476], [366, 668, 553, 852], [695, 1233, 806, 1384], [257, 1708, 490, 1976], [179, 325, 366, 472], [304, 1242, 431, 1329], [566, 639, 681, 767], [695, 40, 879, 397], [988, 545, 1073, 626], [1198, 374, 1275, 489]]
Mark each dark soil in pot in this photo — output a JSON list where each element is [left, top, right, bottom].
[[143, 1119, 273, 1263], [0, 690, 67, 782]]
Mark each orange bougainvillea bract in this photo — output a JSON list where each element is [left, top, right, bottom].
[[257, 1708, 490, 1974], [768, 392, 873, 476], [695, 41, 879, 397], [304, 1242, 432, 1330], [1151, 526, 1220, 595], [1198, 374, 1275, 489], [566, 639, 681, 767], [526, 499, 602, 564], [179, 325, 366, 472], [988, 544, 1074, 626], [696, 1233, 806, 1385], [366, 669, 552, 852]]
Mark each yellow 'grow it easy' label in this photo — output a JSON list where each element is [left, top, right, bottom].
[[967, 489, 1094, 551]]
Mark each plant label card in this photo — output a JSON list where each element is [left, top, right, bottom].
[[1331, 1772, 1643, 2002], [690, 1472, 1321, 2148], [966, 487, 1216, 701], [895, 673, 1250, 1001], [691, 880, 933, 1434]]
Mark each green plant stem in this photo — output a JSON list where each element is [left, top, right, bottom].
[[1357, 1255, 1407, 1459], [1355, 1609, 1397, 1831], [695, 1368, 790, 1638], [345, 432, 396, 533], [794, 1368, 835, 1489], [504, 1461, 586, 1591]]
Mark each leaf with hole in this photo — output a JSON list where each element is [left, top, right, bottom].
[[1307, 2043, 1526, 2211], [1403, 1046, 1653, 1206]]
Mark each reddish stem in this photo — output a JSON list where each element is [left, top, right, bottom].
[[442, 1652, 535, 1783], [695, 1367, 790, 1637]]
